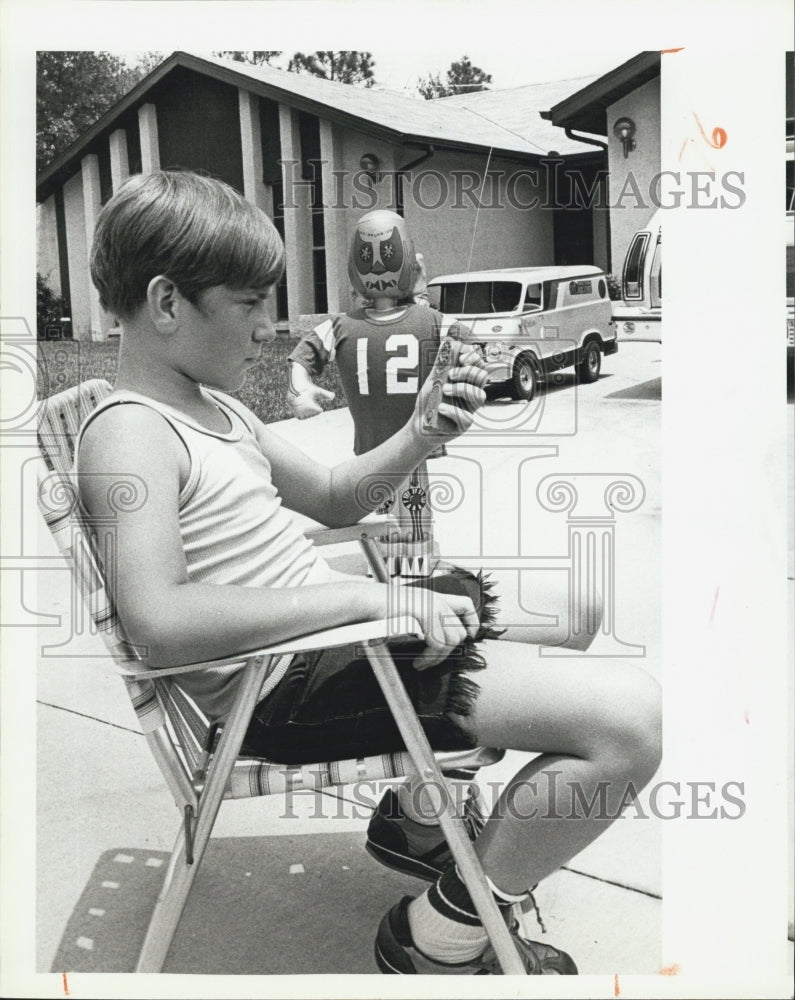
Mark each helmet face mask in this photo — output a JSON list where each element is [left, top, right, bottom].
[[348, 210, 419, 301]]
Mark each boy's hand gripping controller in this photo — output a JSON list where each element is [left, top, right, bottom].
[[422, 333, 463, 433]]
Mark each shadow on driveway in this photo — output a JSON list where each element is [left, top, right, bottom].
[[607, 378, 662, 401], [49, 834, 412, 975]]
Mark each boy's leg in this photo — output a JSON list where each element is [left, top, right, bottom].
[[455, 641, 661, 890], [372, 567, 605, 875], [474, 567, 602, 651], [382, 639, 661, 968]]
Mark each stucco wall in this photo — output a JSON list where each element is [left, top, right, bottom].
[[405, 150, 553, 281], [37, 195, 61, 297], [607, 76, 661, 273], [62, 171, 90, 340]]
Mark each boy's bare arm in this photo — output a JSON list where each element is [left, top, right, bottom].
[[77, 405, 477, 668]]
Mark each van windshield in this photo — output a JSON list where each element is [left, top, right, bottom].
[[433, 281, 523, 314]]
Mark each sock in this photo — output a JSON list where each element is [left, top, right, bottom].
[[407, 865, 527, 964]]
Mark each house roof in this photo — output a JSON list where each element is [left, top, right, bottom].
[[436, 75, 603, 155], [36, 51, 602, 201], [541, 51, 661, 135]]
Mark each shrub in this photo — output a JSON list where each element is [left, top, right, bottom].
[[37, 273, 71, 339], [605, 274, 622, 301]]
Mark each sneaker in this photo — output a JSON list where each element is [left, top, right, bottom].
[[365, 788, 484, 882], [374, 895, 578, 975]]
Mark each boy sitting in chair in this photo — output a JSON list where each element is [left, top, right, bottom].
[[78, 170, 661, 976]]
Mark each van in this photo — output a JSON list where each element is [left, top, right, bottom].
[[612, 209, 662, 343], [426, 265, 617, 402]]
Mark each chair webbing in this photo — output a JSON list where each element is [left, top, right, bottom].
[[225, 750, 414, 799], [157, 680, 211, 775]]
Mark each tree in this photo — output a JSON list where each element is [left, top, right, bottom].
[[287, 51, 376, 87], [417, 55, 492, 100], [36, 51, 164, 174], [215, 51, 281, 66]]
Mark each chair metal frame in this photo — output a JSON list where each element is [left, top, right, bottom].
[[37, 378, 526, 975]]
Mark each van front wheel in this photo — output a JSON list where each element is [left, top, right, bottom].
[[510, 354, 537, 401], [577, 341, 602, 383]]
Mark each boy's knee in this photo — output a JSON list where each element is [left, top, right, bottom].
[[605, 668, 662, 784], [559, 591, 603, 651]]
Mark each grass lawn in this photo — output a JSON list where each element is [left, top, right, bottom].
[[37, 337, 347, 425]]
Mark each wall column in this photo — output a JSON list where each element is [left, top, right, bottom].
[[81, 154, 105, 340], [318, 119, 343, 313], [109, 128, 130, 190], [278, 105, 313, 325], [36, 194, 61, 298], [239, 89, 279, 324], [138, 103, 160, 173], [238, 89, 270, 212]]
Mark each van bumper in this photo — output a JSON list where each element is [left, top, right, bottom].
[[483, 360, 513, 382]]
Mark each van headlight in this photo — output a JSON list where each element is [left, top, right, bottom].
[[486, 342, 503, 359]]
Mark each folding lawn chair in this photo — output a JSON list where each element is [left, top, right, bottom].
[[37, 379, 527, 974]]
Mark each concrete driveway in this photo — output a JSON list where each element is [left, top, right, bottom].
[[33, 342, 669, 977]]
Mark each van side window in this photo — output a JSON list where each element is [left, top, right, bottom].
[[623, 232, 650, 300], [491, 282, 522, 312], [523, 283, 543, 312]]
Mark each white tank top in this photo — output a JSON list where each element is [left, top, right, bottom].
[[76, 387, 339, 719]]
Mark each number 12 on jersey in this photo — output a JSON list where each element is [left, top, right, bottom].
[[356, 334, 419, 395]]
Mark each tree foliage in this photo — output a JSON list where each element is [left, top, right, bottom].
[[215, 51, 281, 66], [417, 55, 492, 100], [287, 51, 376, 87], [36, 51, 164, 174]]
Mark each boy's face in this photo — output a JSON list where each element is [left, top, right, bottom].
[[173, 284, 276, 391]]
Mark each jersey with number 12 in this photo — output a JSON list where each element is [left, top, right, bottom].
[[288, 304, 463, 455]]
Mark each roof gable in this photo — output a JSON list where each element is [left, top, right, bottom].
[[542, 51, 661, 135]]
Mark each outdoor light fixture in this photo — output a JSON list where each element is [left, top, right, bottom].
[[360, 153, 381, 182], [613, 117, 636, 158]]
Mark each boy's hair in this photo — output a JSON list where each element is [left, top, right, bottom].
[[90, 170, 285, 318]]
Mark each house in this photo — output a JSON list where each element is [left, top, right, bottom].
[[36, 51, 618, 341]]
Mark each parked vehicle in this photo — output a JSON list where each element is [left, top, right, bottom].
[[612, 210, 662, 343], [426, 265, 617, 402]]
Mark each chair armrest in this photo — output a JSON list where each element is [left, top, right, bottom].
[[115, 614, 423, 678], [303, 512, 398, 547]]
